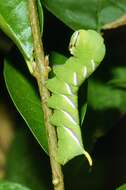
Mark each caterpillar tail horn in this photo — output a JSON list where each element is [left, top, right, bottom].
[[83, 150, 93, 166]]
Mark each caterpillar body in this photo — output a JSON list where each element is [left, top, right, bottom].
[[46, 29, 105, 165]]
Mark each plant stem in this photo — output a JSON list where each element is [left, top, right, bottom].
[[27, 0, 64, 189]]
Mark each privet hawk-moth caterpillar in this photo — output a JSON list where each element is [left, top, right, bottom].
[[46, 29, 105, 165]]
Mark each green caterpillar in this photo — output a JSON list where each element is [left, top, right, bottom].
[[46, 29, 105, 165]]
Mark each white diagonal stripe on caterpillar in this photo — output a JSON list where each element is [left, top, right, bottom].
[[69, 31, 79, 54], [61, 95, 76, 109], [91, 59, 96, 71], [65, 82, 73, 95], [83, 66, 88, 78], [61, 110, 78, 125], [63, 126, 93, 166], [73, 72, 78, 86], [72, 31, 79, 46], [63, 126, 82, 147], [63, 126, 81, 145]]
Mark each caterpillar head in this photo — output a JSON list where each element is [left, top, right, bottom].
[[69, 29, 105, 65]]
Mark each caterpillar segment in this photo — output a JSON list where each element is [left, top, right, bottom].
[[46, 29, 105, 166], [46, 75, 92, 166]]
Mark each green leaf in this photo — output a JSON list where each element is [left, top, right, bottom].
[[116, 184, 126, 190], [0, 0, 34, 71], [49, 51, 66, 76], [4, 58, 48, 153], [43, 0, 126, 30], [50, 51, 66, 65], [0, 181, 31, 190]]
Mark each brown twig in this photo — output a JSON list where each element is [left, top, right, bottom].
[[27, 0, 64, 189]]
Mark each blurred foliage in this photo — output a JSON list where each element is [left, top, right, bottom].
[[116, 184, 126, 190], [0, 181, 31, 190], [5, 126, 49, 190]]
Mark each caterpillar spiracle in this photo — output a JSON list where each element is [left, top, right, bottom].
[[46, 29, 105, 165]]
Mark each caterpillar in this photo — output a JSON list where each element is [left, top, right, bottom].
[[46, 29, 105, 165]]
